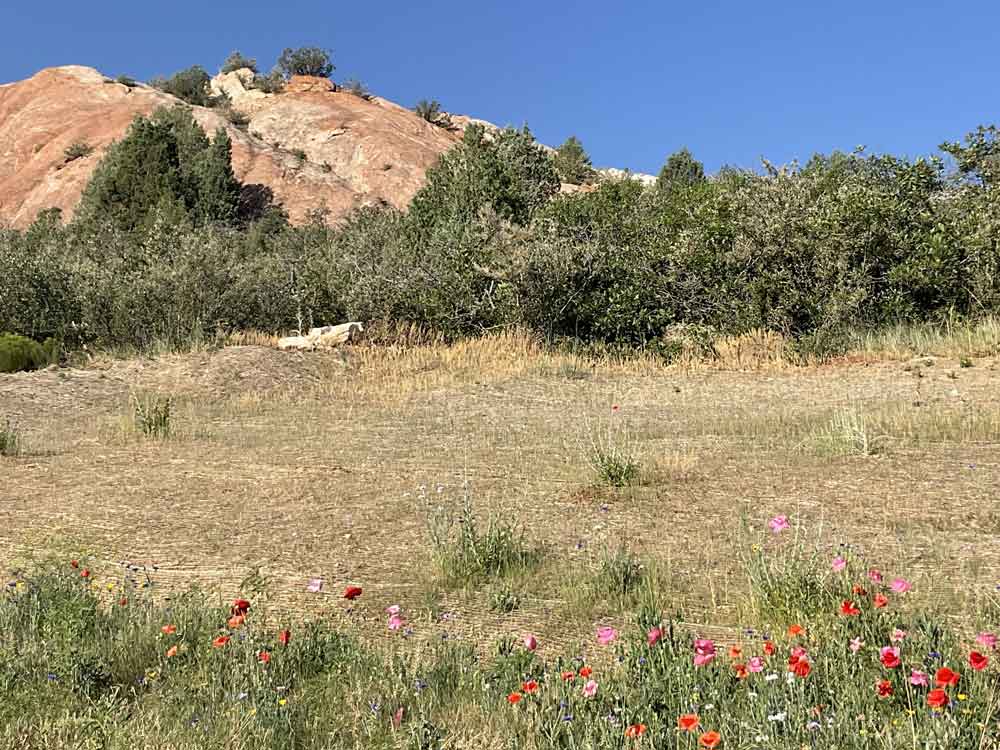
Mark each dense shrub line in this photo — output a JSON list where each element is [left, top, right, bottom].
[[1, 112, 998, 356]]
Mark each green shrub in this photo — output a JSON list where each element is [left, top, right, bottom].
[[249, 69, 285, 94], [341, 78, 371, 99], [220, 50, 258, 75], [276, 47, 334, 78], [149, 65, 217, 107], [63, 141, 93, 163], [0, 333, 50, 373], [413, 99, 450, 128], [115, 74, 136, 88]]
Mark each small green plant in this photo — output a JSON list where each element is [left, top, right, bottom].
[[593, 544, 644, 597], [812, 407, 888, 456], [291, 148, 307, 165], [489, 585, 521, 614], [222, 106, 250, 130], [414, 99, 452, 128], [115, 74, 137, 88], [588, 407, 641, 487], [63, 141, 93, 163], [131, 393, 172, 438], [220, 50, 258, 75], [426, 487, 541, 584], [342, 78, 372, 100], [0, 418, 21, 457], [250, 69, 285, 94], [960, 355, 974, 368]]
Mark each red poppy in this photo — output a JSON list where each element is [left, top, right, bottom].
[[876, 679, 893, 698], [969, 651, 989, 671], [161, 624, 177, 635], [678, 713, 700, 732], [561, 671, 575, 681], [873, 593, 888, 608], [166, 645, 178, 658], [212, 635, 230, 648], [699, 730, 721, 748], [507, 692, 522, 705], [788, 646, 807, 667], [733, 662, 748, 679], [763, 640, 776, 656], [258, 650, 271, 664], [231, 598, 251, 616], [935, 667, 960, 687], [793, 659, 811, 678], [278, 629, 291, 646], [840, 600, 860, 616], [578, 666, 593, 678], [80, 569, 90, 579], [522, 680, 539, 694], [70, 560, 79, 569], [880, 649, 901, 669], [927, 688, 949, 708], [343, 586, 363, 600], [787, 624, 804, 638], [729, 645, 743, 659], [624, 723, 647, 738], [227, 614, 245, 629]]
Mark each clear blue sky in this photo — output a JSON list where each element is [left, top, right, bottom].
[[5, 1, 998, 175]]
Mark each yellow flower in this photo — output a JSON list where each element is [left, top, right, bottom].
[[106, 583, 115, 591], [751, 544, 762, 553], [958, 694, 968, 701], [277, 698, 287, 707]]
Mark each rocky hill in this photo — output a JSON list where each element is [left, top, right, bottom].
[[0, 65, 654, 228]]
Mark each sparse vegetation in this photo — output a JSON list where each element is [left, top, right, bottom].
[[115, 74, 136, 88], [0, 333, 55, 373], [276, 46, 334, 79], [220, 50, 258, 75], [414, 99, 451, 128], [342, 78, 372, 99], [149, 65, 219, 107], [62, 141, 93, 163], [130, 393, 172, 438], [0, 418, 20, 456]]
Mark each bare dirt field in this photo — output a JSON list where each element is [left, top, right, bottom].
[[2, 333, 999, 654]]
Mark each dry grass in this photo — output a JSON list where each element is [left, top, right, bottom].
[[1, 329, 999, 655]]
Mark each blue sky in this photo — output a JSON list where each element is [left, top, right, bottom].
[[5, 1, 998, 175]]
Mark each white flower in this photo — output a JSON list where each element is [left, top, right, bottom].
[[764, 673, 779, 682], [767, 712, 786, 722]]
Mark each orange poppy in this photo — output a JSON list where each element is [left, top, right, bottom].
[[227, 614, 245, 629], [728, 644, 743, 659], [561, 671, 576, 681], [733, 662, 748, 679], [935, 667, 960, 687], [839, 600, 860, 616], [699, 730, 721, 748], [507, 692, 522, 705], [161, 624, 177, 635], [80, 569, 90, 579], [118, 597, 128, 607], [793, 660, 811, 678], [927, 688, 949, 708], [579, 666, 593, 678], [166, 645, 178, 658], [70, 560, 79, 569], [678, 713, 700, 732], [212, 635, 230, 648], [624, 723, 647, 738], [787, 624, 804, 638], [522, 680, 539, 694], [258, 650, 271, 664], [873, 593, 888, 608]]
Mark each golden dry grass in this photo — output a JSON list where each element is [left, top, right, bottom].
[[2, 330, 999, 655]]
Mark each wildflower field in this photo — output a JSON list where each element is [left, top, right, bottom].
[[2, 330, 1000, 748]]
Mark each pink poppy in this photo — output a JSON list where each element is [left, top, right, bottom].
[[388, 614, 404, 631], [306, 578, 323, 593], [386, 605, 401, 615], [976, 632, 998, 650], [910, 669, 928, 686], [890, 578, 912, 594], [880, 646, 901, 669], [768, 515, 790, 533], [523, 634, 538, 651], [582, 679, 598, 697], [890, 628, 908, 643], [849, 637, 865, 654], [748, 656, 764, 673], [868, 569, 883, 583], [831, 557, 847, 572], [693, 638, 716, 667], [597, 626, 618, 645], [647, 627, 662, 647]]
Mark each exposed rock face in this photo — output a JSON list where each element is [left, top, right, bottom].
[[0, 65, 647, 229], [0, 66, 466, 227]]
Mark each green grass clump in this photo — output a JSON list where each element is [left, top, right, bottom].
[[0, 418, 20, 457], [131, 393, 172, 438], [426, 489, 542, 585]]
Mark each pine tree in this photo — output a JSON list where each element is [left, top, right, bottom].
[[656, 148, 706, 192], [553, 136, 595, 185]]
